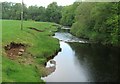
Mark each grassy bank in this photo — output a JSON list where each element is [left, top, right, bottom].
[[2, 20, 60, 82]]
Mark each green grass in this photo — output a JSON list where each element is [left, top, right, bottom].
[[2, 57, 41, 82], [2, 20, 60, 82]]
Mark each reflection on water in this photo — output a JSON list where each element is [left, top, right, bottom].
[[42, 28, 120, 82], [69, 43, 120, 82], [42, 42, 91, 82]]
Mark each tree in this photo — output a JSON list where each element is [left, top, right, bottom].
[[46, 2, 62, 23], [60, 2, 80, 26], [71, 2, 95, 38], [27, 5, 46, 21], [2, 2, 14, 19], [1, 2, 62, 23], [70, 2, 119, 46]]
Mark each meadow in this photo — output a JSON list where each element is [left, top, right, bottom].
[[2, 20, 60, 82]]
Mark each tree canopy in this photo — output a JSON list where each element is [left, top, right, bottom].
[[71, 2, 119, 46], [2, 2, 62, 23], [60, 2, 80, 26]]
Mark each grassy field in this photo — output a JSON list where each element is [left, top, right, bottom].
[[2, 20, 60, 82]]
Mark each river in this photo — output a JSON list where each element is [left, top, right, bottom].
[[41, 28, 120, 82]]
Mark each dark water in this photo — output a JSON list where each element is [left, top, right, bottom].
[[42, 28, 120, 82]]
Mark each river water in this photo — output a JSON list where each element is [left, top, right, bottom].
[[42, 28, 120, 82]]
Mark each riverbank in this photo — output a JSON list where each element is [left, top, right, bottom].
[[2, 20, 60, 82]]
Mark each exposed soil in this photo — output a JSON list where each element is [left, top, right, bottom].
[[28, 27, 44, 32], [44, 66, 56, 77], [41, 60, 56, 77], [4, 42, 26, 59]]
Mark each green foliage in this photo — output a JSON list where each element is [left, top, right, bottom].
[[2, 2, 62, 23], [46, 2, 62, 23], [27, 6, 46, 21], [60, 2, 80, 26], [71, 2, 119, 46]]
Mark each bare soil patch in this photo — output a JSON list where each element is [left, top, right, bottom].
[[4, 42, 26, 59]]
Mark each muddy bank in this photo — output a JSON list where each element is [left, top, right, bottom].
[[4, 42, 27, 59], [41, 59, 56, 77]]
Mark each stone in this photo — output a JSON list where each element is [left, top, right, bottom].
[[50, 60, 56, 65], [18, 52, 23, 56], [19, 49, 24, 52]]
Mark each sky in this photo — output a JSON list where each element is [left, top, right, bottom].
[[1, 0, 76, 7]]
